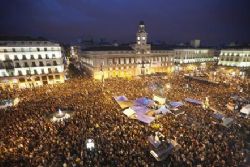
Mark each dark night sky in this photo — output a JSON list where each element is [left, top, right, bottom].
[[0, 0, 250, 45]]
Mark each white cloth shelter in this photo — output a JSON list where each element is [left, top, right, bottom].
[[153, 95, 166, 105], [123, 108, 136, 117], [240, 104, 250, 115]]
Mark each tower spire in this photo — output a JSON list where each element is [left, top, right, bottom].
[[133, 21, 151, 54]]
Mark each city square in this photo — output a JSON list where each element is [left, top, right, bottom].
[[0, 0, 250, 166], [0, 67, 249, 166]]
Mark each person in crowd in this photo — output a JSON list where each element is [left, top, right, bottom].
[[0, 71, 249, 167]]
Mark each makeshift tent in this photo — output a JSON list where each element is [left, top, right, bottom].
[[131, 105, 148, 115], [171, 110, 185, 116], [13, 98, 20, 106], [169, 101, 184, 108], [123, 108, 136, 117], [156, 106, 171, 115], [240, 104, 250, 115], [116, 101, 133, 109], [222, 118, 234, 128], [185, 98, 203, 105], [134, 97, 154, 106], [114, 96, 133, 109], [114, 96, 128, 102], [146, 110, 156, 117], [0, 98, 20, 109], [136, 114, 155, 124], [153, 95, 166, 105], [213, 113, 224, 120], [148, 135, 161, 148], [150, 143, 174, 161]]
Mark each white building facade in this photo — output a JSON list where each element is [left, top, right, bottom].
[[218, 49, 250, 67], [0, 40, 65, 89], [174, 49, 215, 64], [79, 22, 216, 80]]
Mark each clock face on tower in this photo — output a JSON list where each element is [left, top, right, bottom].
[[134, 21, 151, 54]]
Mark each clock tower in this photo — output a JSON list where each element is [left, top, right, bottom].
[[133, 21, 151, 54]]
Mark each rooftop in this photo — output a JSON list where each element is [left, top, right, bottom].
[[82, 45, 133, 51]]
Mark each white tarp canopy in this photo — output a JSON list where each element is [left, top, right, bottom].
[[222, 117, 234, 128], [240, 104, 250, 115], [153, 95, 166, 105], [123, 108, 136, 117], [156, 106, 171, 115], [0, 98, 20, 109]]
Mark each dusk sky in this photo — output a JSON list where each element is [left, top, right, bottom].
[[1, 0, 250, 45]]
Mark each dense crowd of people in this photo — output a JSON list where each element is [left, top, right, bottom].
[[0, 71, 249, 166]]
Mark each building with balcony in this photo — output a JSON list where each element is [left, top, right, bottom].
[[0, 40, 65, 89], [174, 48, 215, 64], [218, 49, 250, 68], [79, 21, 215, 80]]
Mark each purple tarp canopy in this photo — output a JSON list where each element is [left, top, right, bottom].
[[156, 106, 172, 115], [169, 101, 184, 108], [134, 97, 154, 106], [131, 105, 149, 115], [148, 135, 161, 148], [185, 98, 203, 105], [136, 113, 155, 124], [213, 113, 224, 120], [114, 96, 128, 102]]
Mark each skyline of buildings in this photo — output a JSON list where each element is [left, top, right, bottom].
[[0, 21, 249, 89], [77, 22, 249, 80]]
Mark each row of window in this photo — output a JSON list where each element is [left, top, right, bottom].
[[175, 59, 213, 63], [1, 47, 60, 52], [175, 51, 208, 55], [4, 54, 57, 60], [107, 57, 172, 65], [14, 61, 59, 68], [87, 51, 133, 54], [1, 68, 60, 77], [18, 75, 61, 83], [221, 53, 250, 56], [220, 57, 250, 62], [17, 68, 59, 76], [174, 55, 212, 59]]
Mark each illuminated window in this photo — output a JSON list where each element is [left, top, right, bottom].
[[137, 37, 140, 40], [142, 37, 146, 40], [48, 75, 54, 80], [18, 71, 22, 76], [19, 78, 25, 83], [138, 41, 141, 44], [35, 77, 40, 81], [55, 75, 60, 79]]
